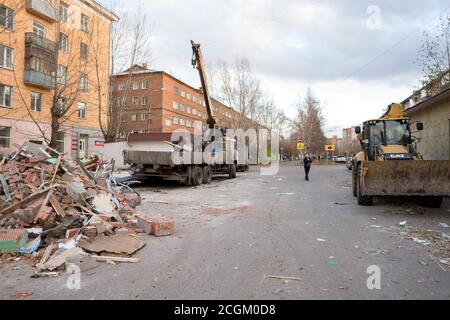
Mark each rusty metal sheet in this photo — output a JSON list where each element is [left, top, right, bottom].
[[361, 160, 450, 196]]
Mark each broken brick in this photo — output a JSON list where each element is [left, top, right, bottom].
[[37, 206, 53, 225], [136, 215, 152, 235], [65, 228, 81, 239], [150, 217, 174, 237], [124, 193, 141, 208]]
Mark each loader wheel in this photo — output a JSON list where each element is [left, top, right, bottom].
[[357, 165, 373, 206], [421, 196, 443, 208], [203, 166, 212, 184], [191, 166, 203, 186], [229, 164, 237, 179]]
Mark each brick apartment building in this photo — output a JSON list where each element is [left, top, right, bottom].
[[110, 65, 240, 137], [0, 0, 118, 159]]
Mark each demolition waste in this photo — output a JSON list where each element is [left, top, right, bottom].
[[0, 142, 173, 276]]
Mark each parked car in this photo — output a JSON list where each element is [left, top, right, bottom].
[[334, 156, 347, 163]]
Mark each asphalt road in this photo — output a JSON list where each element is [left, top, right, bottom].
[[1, 162, 450, 299]]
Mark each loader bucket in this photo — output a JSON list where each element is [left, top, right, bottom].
[[360, 160, 450, 196]]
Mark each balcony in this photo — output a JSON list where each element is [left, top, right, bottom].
[[24, 70, 56, 89], [25, 0, 57, 22], [25, 33, 56, 52]]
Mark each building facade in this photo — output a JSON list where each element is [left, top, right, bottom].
[[0, 0, 118, 159], [110, 65, 240, 137], [403, 71, 450, 160]]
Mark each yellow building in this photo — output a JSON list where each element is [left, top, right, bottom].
[[0, 0, 118, 158]]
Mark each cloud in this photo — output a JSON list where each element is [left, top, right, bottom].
[[102, 0, 450, 135]]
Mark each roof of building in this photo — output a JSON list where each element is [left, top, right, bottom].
[[80, 0, 119, 21]]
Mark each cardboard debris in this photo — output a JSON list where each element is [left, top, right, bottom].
[[78, 234, 145, 256]]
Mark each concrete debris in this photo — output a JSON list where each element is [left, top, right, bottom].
[[0, 141, 173, 275]]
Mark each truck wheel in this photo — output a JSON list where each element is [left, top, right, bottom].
[[357, 165, 373, 206], [203, 166, 212, 184], [191, 166, 203, 186], [420, 196, 443, 208], [229, 164, 237, 179]]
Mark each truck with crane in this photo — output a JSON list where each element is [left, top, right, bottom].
[[122, 41, 240, 185]]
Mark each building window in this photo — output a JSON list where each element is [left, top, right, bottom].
[[118, 97, 126, 107], [132, 82, 138, 90], [57, 65, 67, 84], [122, 113, 127, 122], [142, 80, 148, 89], [80, 43, 88, 61], [0, 84, 12, 108], [142, 96, 148, 105], [140, 113, 147, 121], [0, 45, 13, 69], [180, 104, 185, 112], [59, 33, 68, 53], [118, 83, 126, 91], [0, 5, 14, 31], [186, 93, 191, 100], [59, 2, 69, 22], [186, 119, 191, 127], [56, 132, 65, 153], [132, 97, 139, 105], [187, 106, 191, 114], [30, 92, 41, 112], [173, 116, 178, 124], [79, 74, 88, 91], [0, 126, 11, 148], [198, 111, 202, 118], [165, 119, 171, 126], [172, 101, 178, 109], [192, 108, 197, 115], [131, 113, 137, 121], [33, 22, 45, 37], [78, 102, 86, 119], [180, 90, 185, 97], [174, 86, 179, 96], [179, 118, 185, 126], [81, 14, 89, 32]]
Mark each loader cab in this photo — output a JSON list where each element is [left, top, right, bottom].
[[357, 119, 413, 161]]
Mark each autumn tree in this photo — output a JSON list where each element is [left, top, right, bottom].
[[418, 15, 450, 87]]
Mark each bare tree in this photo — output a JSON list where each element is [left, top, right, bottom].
[[418, 15, 450, 87], [96, 6, 153, 142], [293, 89, 326, 155], [217, 58, 262, 129]]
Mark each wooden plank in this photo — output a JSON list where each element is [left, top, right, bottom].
[[0, 186, 53, 216], [90, 255, 140, 263], [49, 154, 62, 186], [36, 243, 55, 271], [266, 275, 303, 281], [49, 194, 66, 217]]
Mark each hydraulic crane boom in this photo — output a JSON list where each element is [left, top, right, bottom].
[[191, 40, 216, 129]]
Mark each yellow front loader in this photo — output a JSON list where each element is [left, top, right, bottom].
[[351, 103, 450, 207]]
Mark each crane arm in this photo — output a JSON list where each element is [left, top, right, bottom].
[[191, 40, 216, 129]]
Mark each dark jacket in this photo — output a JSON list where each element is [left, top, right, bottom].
[[303, 157, 312, 168]]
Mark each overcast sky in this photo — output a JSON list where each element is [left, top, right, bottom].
[[104, 0, 450, 136]]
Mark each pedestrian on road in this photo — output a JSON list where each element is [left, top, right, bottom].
[[303, 154, 312, 181]]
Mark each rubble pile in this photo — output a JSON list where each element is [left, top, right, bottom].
[[0, 142, 173, 275], [404, 226, 450, 262]]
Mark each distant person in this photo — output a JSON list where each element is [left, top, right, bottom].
[[303, 154, 312, 181]]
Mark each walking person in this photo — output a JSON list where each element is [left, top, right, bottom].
[[303, 154, 312, 181]]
